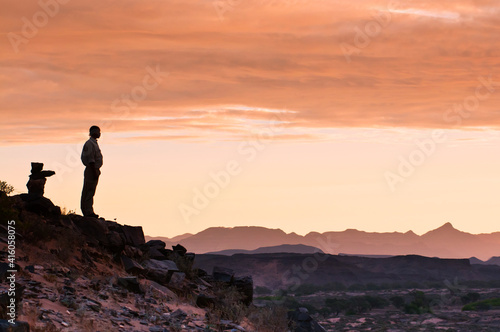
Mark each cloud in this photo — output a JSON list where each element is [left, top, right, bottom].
[[390, 9, 461, 20], [1, 0, 499, 145]]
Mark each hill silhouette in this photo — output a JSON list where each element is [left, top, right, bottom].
[[194, 252, 500, 290], [147, 223, 500, 260], [205, 244, 324, 255]]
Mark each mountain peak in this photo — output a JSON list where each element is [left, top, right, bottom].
[[438, 222, 455, 230], [422, 222, 467, 238]]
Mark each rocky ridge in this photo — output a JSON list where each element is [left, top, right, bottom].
[[0, 192, 273, 332]]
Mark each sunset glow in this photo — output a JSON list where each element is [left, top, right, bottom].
[[1, 0, 500, 237]]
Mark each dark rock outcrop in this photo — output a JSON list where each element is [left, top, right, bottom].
[[213, 266, 234, 283], [116, 276, 143, 294], [120, 255, 145, 274], [122, 225, 145, 247], [196, 293, 217, 308], [1, 188, 257, 331], [287, 308, 326, 332], [233, 276, 253, 306], [142, 259, 179, 284], [0, 320, 30, 332]]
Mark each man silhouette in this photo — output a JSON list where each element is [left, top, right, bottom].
[[81, 125, 103, 218]]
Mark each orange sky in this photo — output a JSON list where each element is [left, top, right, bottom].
[[1, 0, 500, 237]]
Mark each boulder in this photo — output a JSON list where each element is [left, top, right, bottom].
[[169, 272, 186, 288], [0, 285, 23, 320], [142, 259, 179, 284], [182, 252, 195, 270], [147, 247, 167, 260], [196, 293, 217, 308], [19, 194, 61, 217], [142, 280, 178, 301], [233, 276, 253, 306], [72, 216, 109, 244], [164, 250, 195, 273], [287, 308, 326, 332], [105, 231, 125, 250], [85, 299, 102, 312], [1, 263, 20, 281], [213, 266, 234, 283], [172, 244, 187, 256], [143, 259, 178, 271], [0, 320, 30, 332], [145, 240, 166, 250], [122, 225, 145, 247], [116, 276, 143, 294], [120, 255, 145, 274], [123, 245, 143, 258], [158, 248, 173, 258]]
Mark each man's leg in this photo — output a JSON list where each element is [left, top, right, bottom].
[[81, 167, 99, 216]]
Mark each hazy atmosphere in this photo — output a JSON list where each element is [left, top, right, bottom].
[[2, 0, 500, 238]]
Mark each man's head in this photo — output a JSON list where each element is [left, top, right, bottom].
[[89, 125, 101, 139]]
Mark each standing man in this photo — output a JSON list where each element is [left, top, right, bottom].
[[81, 125, 103, 218]]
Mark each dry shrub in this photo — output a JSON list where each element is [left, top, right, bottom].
[[206, 283, 249, 327], [246, 305, 290, 332]]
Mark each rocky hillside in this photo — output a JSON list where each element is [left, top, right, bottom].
[[194, 253, 500, 291], [0, 191, 311, 332]]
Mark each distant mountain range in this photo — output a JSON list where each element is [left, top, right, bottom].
[[146, 222, 500, 261]]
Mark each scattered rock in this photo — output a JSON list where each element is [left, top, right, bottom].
[[169, 272, 186, 288], [24, 266, 34, 273], [124, 245, 143, 258], [147, 247, 167, 260], [0, 320, 30, 332], [72, 216, 108, 244], [105, 231, 125, 250], [142, 259, 178, 284], [172, 244, 187, 256], [287, 307, 326, 332], [233, 275, 253, 306], [145, 240, 166, 250], [85, 298, 102, 312], [170, 308, 187, 320], [116, 276, 143, 294], [213, 266, 234, 283], [120, 255, 145, 274], [196, 293, 217, 308]]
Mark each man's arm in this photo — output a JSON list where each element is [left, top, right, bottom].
[[88, 162, 99, 178], [82, 141, 99, 178]]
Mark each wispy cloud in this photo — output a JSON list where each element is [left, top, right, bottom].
[[1, 0, 499, 145], [390, 9, 461, 21]]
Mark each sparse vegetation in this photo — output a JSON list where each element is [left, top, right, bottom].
[[462, 297, 500, 311], [16, 211, 55, 244], [390, 295, 405, 309], [461, 292, 481, 304], [0, 180, 15, 195], [255, 285, 273, 295], [247, 305, 290, 332], [324, 295, 389, 316], [293, 282, 346, 295], [404, 291, 432, 314], [0, 190, 18, 223], [206, 283, 248, 325], [61, 207, 76, 215]]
